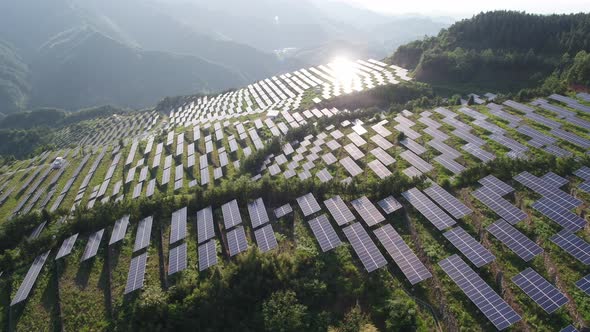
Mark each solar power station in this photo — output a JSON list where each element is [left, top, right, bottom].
[[81, 229, 105, 262], [308, 214, 342, 252], [274, 203, 293, 218], [134, 216, 153, 252], [402, 188, 456, 230], [342, 222, 387, 273], [350, 196, 385, 227], [168, 242, 188, 275], [575, 274, 590, 295], [124, 252, 148, 294], [373, 224, 431, 284], [550, 231, 590, 265], [486, 219, 542, 261], [109, 215, 130, 245], [471, 186, 526, 224], [227, 225, 248, 256], [11, 250, 51, 306], [324, 195, 355, 226], [170, 207, 188, 244], [439, 255, 521, 330], [512, 268, 568, 313], [443, 227, 495, 267], [55, 234, 79, 260], [376, 196, 402, 214], [198, 240, 217, 271], [423, 184, 472, 219], [248, 197, 270, 228], [296, 192, 322, 217], [254, 224, 278, 253], [197, 206, 215, 244], [222, 199, 243, 230]]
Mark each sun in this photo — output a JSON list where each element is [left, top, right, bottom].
[[330, 57, 356, 83]]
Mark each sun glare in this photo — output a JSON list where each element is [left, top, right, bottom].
[[330, 57, 356, 83]]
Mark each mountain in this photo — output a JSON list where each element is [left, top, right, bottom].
[[388, 11, 590, 94], [0, 41, 30, 116]]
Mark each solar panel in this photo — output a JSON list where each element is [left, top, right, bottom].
[[342, 222, 387, 273], [541, 172, 568, 188], [316, 168, 333, 183], [575, 274, 590, 295], [134, 216, 153, 252], [439, 255, 521, 330], [56, 234, 79, 260], [471, 186, 526, 224], [532, 197, 585, 232], [296, 192, 322, 217], [350, 196, 385, 227], [197, 206, 215, 244], [377, 196, 402, 214], [198, 240, 217, 271], [227, 226, 248, 256], [434, 155, 465, 175], [374, 224, 431, 284], [550, 231, 590, 265], [222, 199, 243, 229], [478, 175, 513, 196], [324, 195, 355, 226], [339, 156, 363, 177], [512, 267, 568, 313], [124, 252, 148, 294], [308, 214, 342, 252], [168, 242, 188, 275], [81, 229, 104, 262], [423, 183, 472, 219], [170, 207, 187, 245], [254, 224, 278, 253], [367, 159, 392, 179], [370, 147, 396, 166], [402, 188, 456, 230], [574, 166, 590, 181], [11, 250, 51, 306], [109, 215, 130, 245], [443, 227, 495, 267], [248, 197, 270, 228], [514, 172, 581, 209], [274, 204, 293, 218], [560, 324, 579, 332], [399, 150, 433, 173], [400, 138, 426, 155], [486, 219, 542, 261]]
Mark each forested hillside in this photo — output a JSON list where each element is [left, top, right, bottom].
[[388, 11, 590, 94]]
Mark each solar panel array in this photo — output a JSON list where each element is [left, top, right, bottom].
[[56, 234, 79, 260], [478, 175, 514, 196], [550, 231, 590, 265], [81, 229, 105, 262], [471, 186, 526, 224], [560, 325, 579, 332], [134, 216, 153, 252], [443, 227, 495, 267], [343, 222, 387, 272], [512, 268, 568, 313], [227, 226, 248, 256], [11, 250, 51, 306], [486, 219, 542, 261], [274, 203, 293, 218], [248, 198, 270, 228], [168, 242, 188, 275], [377, 196, 402, 214], [350, 196, 385, 227], [296, 192, 322, 217], [254, 224, 278, 253], [575, 274, 590, 295], [198, 240, 217, 271], [339, 156, 363, 177], [374, 224, 431, 284], [222, 199, 243, 229], [324, 195, 355, 226], [308, 214, 342, 252], [170, 207, 188, 244], [402, 188, 456, 231], [532, 197, 585, 232], [109, 215, 130, 245], [423, 184, 472, 219], [124, 252, 148, 294], [197, 206, 215, 244], [439, 255, 521, 330]]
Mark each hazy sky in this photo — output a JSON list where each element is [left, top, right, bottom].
[[335, 0, 590, 17]]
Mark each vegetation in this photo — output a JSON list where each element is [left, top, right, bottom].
[[389, 11, 590, 95]]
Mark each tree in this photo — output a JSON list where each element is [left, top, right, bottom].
[[262, 290, 308, 332], [384, 297, 418, 330], [467, 95, 475, 105]]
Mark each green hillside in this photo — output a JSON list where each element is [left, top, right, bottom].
[[0, 41, 30, 115], [388, 11, 590, 94]]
